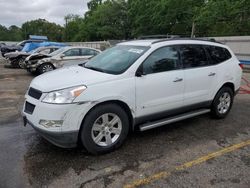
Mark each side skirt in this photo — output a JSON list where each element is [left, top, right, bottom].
[[139, 109, 211, 131]]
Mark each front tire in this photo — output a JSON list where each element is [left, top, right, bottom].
[[18, 58, 26, 69], [38, 63, 54, 74], [211, 87, 234, 119], [80, 104, 129, 155]]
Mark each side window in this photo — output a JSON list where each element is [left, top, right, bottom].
[[64, 49, 80, 56], [50, 48, 58, 53], [179, 45, 209, 68], [205, 46, 232, 65], [81, 48, 99, 56], [142, 46, 180, 74]]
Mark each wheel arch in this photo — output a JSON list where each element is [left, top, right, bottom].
[[212, 82, 235, 104], [77, 100, 135, 145], [220, 82, 235, 94]]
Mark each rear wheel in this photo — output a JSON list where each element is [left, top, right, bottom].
[[38, 63, 54, 74], [80, 104, 129, 155], [211, 87, 234, 119]]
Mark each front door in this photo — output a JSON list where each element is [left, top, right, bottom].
[[136, 46, 184, 118]]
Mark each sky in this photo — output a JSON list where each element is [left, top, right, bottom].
[[0, 0, 90, 27]]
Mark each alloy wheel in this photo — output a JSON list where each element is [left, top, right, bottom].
[[217, 92, 231, 114], [91, 113, 122, 147]]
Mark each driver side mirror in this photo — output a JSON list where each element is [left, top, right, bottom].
[[135, 66, 145, 77]]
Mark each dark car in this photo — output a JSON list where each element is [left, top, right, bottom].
[[0, 36, 48, 57]]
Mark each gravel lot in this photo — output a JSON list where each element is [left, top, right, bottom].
[[0, 59, 249, 188]]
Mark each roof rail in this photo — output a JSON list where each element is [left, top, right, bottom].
[[152, 37, 221, 44], [138, 35, 180, 40]]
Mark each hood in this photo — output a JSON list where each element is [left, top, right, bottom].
[[27, 53, 50, 61], [30, 65, 117, 92]]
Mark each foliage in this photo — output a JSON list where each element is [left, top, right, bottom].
[[0, 0, 250, 41], [21, 19, 64, 41]]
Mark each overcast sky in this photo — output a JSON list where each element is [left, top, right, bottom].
[[0, 0, 90, 27]]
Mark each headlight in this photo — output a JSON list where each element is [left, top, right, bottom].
[[42, 85, 87, 104]]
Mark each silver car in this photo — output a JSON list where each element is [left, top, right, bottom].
[[26, 46, 101, 74]]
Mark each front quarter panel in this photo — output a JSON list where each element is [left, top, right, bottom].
[[72, 77, 136, 129]]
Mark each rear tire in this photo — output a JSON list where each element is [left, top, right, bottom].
[[80, 104, 129, 155], [38, 63, 54, 74], [211, 87, 234, 119]]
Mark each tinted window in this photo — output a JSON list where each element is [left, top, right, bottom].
[[205, 46, 232, 64], [180, 45, 209, 68], [142, 46, 180, 74], [64, 49, 80, 56]]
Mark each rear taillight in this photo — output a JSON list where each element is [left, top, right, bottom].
[[239, 64, 244, 69]]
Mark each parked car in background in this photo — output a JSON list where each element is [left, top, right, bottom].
[[22, 39, 242, 154], [0, 35, 48, 57], [5, 46, 60, 68], [26, 46, 101, 74]]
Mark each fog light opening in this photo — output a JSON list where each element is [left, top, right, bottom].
[[39, 120, 63, 128]]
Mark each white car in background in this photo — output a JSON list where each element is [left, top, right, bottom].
[[26, 46, 101, 74], [22, 39, 242, 154]]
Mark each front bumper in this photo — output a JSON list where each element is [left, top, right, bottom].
[[24, 116, 78, 148], [26, 62, 38, 72]]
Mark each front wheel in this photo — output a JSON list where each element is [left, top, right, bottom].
[[211, 87, 234, 119], [38, 63, 54, 74], [18, 58, 26, 69], [80, 104, 129, 155]]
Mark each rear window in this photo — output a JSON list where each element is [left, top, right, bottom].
[[205, 46, 232, 65], [179, 45, 209, 68]]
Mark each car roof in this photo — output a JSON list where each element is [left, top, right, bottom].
[[118, 38, 226, 48], [62, 46, 101, 51]]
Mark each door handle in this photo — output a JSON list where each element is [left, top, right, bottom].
[[173, 78, 183, 82], [208, 72, 216, 76]]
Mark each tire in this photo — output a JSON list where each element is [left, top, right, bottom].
[[211, 87, 234, 119], [38, 63, 54, 74], [18, 58, 26, 69], [80, 104, 129, 155]]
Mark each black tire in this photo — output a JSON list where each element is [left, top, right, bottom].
[[80, 104, 129, 155], [211, 87, 234, 119], [38, 63, 54, 74], [18, 58, 26, 69]]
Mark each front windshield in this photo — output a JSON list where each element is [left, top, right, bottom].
[[84, 45, 149, 74], [49, 47, 65, 56]]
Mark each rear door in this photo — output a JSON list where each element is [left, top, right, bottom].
[[80, 48, 100, 60], [179, 45, 217, 106]]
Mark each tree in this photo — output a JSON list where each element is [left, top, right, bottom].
[[21, 19, 64, 41], [76, 0, 130, 41]]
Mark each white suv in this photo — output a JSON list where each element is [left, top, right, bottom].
[[22, 39, 242, 154]]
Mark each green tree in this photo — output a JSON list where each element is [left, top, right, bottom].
[[77, 0, 130, 41], [21, 19, 64, 41]]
